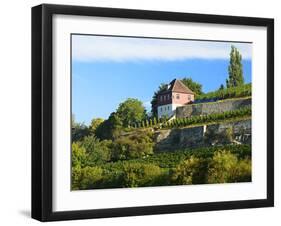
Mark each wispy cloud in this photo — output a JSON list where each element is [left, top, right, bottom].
[[72, 35, 252, 62]]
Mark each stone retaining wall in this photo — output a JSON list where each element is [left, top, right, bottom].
[[176, 97, 251, 118], [154, 119, 251, 151]]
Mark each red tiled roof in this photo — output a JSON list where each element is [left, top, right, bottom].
[[159, 79, 194, 94]]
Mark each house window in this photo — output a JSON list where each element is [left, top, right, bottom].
[[168, 106, 169, 110], [188, 95, 191, 100], [163, 95, 166, 101], [160, 96, 163, 102], [167, 95, 170, 100], [176, 94, 180, 99]]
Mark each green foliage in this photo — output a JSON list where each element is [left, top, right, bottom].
[[72, 143, 87, 168], [80, 136, 112, 165], [95, 112, 123, 140], [72, 166, 104, 190], [151, 83, 168, 117], [162, 107, 251, 129], [121, 162, 166, 187], [111, 130, 154, 160], [227, 46, 244, 88], [72, 122, 90, 142], [171, 156, 208, 185], [196, 84, 251, 101], [72, 144, 251, 189], [116, 98, 146, 127], [89, 118, 104, 134], [219, 84, 225, 90], [153, 117, 158, 125], [181, 77, 203, 95], [207, 150, 251, 183]]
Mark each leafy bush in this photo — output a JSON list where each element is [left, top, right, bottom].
[[79, 136, 112, 165], [71, 166, 104, 190], [72, 143, 87, 168], [121, 162, 166, 187], [111, 130, 154, 160], [207, 150, 251, 183], [95, 112, 123, 140], [72, 123, 90, 142], [171, 156, 209, 185], [71, 145, 252, 189]]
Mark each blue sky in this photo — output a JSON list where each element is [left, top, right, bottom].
[[72, 35, 252, 125]]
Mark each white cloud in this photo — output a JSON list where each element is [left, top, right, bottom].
[[72, 35, 252, 62]]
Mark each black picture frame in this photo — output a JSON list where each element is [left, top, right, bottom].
[[32, 3, 274, 222]]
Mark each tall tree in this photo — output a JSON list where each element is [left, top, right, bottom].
[[71, 114, 90, 142], [89, 118, 104, 134], [226, 46, 244, 88], [181, 78, 203, 95], [150, 83, 167, 117], [95, 112, 123, 140], [219, 84, 225, 90], [116, 98, 146, 127]]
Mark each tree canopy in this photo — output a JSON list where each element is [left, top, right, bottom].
[[71, 115, 90, 142], [89, 118, 104, 134], [95, 112, 123, 140], [226, 46, 244, 88], [150, 83, 167, 117], [116, 98, 146, 127]]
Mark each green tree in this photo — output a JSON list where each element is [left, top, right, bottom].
[[80, 136, 112, 165], [181, 77, 203, 95], [72, 142, 87, 168], [72, 166, 104, 190], [121, 162, 165, 187], [219, 84, 225, 90], [111, 130, 154, 160], [151, 83, 167, 117], [116, 98, 146, 127], [71, 116, 90, 142], [226, 46, 244, 88], [207, 150, 251, 183], [89, 118, 104, 134], [171, 156, 208, 185], [95, 112, 123, 140]]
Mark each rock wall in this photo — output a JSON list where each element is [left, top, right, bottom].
[[154, 119, 251, 151], [176, 97, 251, 118]]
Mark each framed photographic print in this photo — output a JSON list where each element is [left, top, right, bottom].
[[32, 4, 274, 221]]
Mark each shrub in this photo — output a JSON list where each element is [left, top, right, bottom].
[[72, 142, 87, 168], [71, 166, 82, 190], [171, 156, 209, 185], [121, 162, 165, 187], [72, 123, 90, 142], [207, 150, 251, 183], [71, 166, 104, 190], [79, 136, 112, 165], [111, 130, 154, 160]]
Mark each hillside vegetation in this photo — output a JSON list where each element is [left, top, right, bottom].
[[196, 83, 251, 101], [72, 144, 251, 190]]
